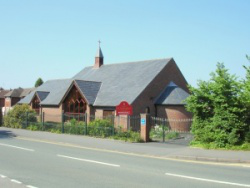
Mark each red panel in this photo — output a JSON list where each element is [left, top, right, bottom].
[[116, 101, 133, 116]]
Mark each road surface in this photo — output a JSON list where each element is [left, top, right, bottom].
[[0, 131, 249, 188]]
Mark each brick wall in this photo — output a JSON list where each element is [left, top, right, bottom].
[[42, 105, 62, 122], [4, 98, 11, 107], [157, 105, 192, 132], [132, 59, 189, 116], [0, 99, 4, 108], [11, 97, 21, 106]]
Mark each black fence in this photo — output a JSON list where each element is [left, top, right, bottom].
[[1, 112, 141, 138], [150, 117, 192, 142], [1, 111, 192, 142]]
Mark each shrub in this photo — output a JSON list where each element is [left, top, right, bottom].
[[150, 125, 167, 140], [88, 119, 113, 137], [64, 119, 85, 135], [4, 104, 37, 128], [186, 63, 248, 148], [112, 129, 142, 142], [27, 125, 39, 131]]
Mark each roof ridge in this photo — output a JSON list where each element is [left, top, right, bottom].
[[84, 57, 172, 68], [47, 78, 71, 82], [74, 79, 102, 84]]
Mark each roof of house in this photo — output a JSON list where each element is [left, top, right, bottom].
[[75, 80, 102, 105], [20, 58, 172, 106], [73, 58, 172, 106], [4, 88, 34, 98], [155, 82, 189, 105], [37, 91, 50, 101], [0, 90, 10, 99]]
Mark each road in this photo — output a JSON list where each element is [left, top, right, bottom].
[[0, 131, 250, 188]]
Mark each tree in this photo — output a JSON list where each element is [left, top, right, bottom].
[[35, 78, 44, 87], [241, 55, 250, 142], [186, 63, 247, 147], [4, 104, 37, 128]]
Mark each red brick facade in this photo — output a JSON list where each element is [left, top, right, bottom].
[[132, 59, 188, 116], [157, 105, 192, 131]]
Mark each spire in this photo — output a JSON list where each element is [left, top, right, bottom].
[[94, 40, 104, 68], [96, 40, 103, 58]]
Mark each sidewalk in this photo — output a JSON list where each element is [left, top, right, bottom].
[[1, 127, 250, 164]]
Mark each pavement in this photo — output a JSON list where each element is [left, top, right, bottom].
[[0, 127, 249, 164]]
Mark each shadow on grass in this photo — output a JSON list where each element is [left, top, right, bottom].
[[0, 130, 16, 139]]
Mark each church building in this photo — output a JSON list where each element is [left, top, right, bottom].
[[19, 44, 191, 124]]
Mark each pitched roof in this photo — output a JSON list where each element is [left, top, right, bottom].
[[20, 58, 172, 107], [19, 79, 72, 105], [75, 80, 101, 105], [20, 88, 35, 98], [73, 58, 171, 106], [4, 88, 34, 98], [36, 91, 50, 101], [0, 90, 10, 99], [155, 82, 189, 105]]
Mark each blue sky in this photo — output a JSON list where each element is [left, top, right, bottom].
[[0, 0, 249, 89]]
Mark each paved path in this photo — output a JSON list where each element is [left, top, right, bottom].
[[0, 128, 250, 188], [0, 127, 249, 164]]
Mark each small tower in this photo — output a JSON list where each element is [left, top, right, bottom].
[[94, 40, 104, 68]]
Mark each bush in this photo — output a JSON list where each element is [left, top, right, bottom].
[[88, 119, 113, 137], [27, 125, 39, 131], [150, 125, 179, 141], [64, 119, 85, 135], [4, 104, 37, 128], [112, 129, 142, 142], [186, 63, 248, 148]]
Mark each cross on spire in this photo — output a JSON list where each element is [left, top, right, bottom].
[[98, 40, 101, 47]]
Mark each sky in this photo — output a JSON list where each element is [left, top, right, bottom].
[[0, 0, 249, 89]]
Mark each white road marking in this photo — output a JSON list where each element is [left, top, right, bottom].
[[165, 173, 250, 187], [11, 179, 22, 184], [0, 174, 6, 178], [0, 143, 34, 152], [243, 165, 250, 168], [57, 154, 120, 167], [27, 185, 38, 188]]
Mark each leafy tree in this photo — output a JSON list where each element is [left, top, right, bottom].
[[186, 63, 247, 147], [4, 104, 37, 128], [35, 78, 44, 87], [242, 55, 250, 142]]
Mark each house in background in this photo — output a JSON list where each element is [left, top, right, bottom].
[[0, 88, 10, 124], [0, 88, 10, 108], [19, 45, 192, 131], [2, 87, 35, 115]]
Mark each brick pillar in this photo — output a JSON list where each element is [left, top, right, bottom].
[[140, 113, 150, 142], [86, 105, 93, 124], [119, 115, 129, 131]]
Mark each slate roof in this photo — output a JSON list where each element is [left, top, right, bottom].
[[0, 90, 10, 99], [155, 82, 189, 105], [4, 88, 34, 98], [75, 80, 102, 105], [19, 79, 72, 105], [36, 91, 50, 101], [20, 58, 172, 107], [73, 58, 171, 106]]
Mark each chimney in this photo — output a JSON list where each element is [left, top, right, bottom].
[[94, 40, 104, 68]]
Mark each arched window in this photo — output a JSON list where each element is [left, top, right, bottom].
[[32, 95, 40, 114], [64, 85, 87, 114]]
